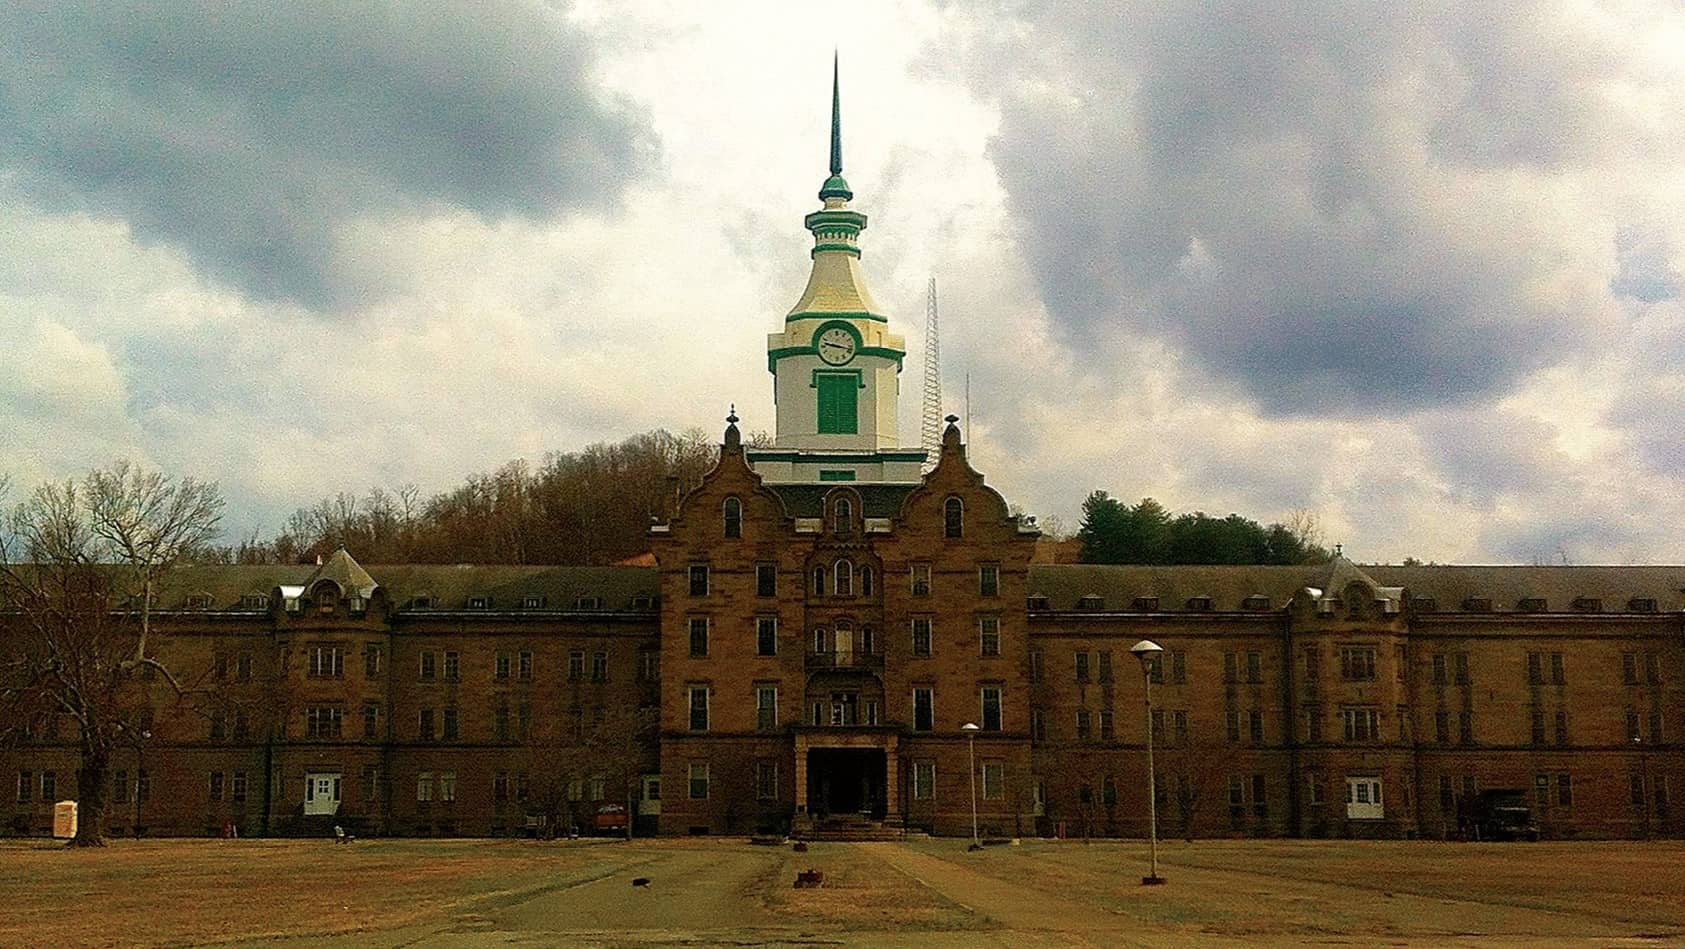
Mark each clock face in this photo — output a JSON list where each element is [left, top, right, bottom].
[[817, 327, 857, 365]]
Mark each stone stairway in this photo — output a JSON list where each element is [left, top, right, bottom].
[[797, 813, 905, 841]]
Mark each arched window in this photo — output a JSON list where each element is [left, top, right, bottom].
[[314, 581, 339, 614], [944, 497, 964, 538], [860, 625, 875, 655], [834, 498, 852, 534], [723, 497, 742, 538], [813, 566, 826, 596], [859, 565, 874, 597], [812, 627, 826, 654], [834, 560, 853, 596]]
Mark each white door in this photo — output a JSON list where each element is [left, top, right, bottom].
[[1345, 776, 1383, 820], [304, 772, 342, 816], [638, 775, 661, 816]]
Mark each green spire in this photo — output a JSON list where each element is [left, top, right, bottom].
[[830, 52, 842, 176], [819, 51, 853, 201]]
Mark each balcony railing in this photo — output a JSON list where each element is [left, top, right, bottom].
[[804, 651, 885, 672]]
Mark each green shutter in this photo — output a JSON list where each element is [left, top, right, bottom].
[[815, 374, 858, 435]]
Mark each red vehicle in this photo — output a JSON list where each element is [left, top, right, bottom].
[[593, 803, 628, 833]]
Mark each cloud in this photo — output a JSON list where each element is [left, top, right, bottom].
[[0, 0, 655, 309], [942, 1, 1678, 415]]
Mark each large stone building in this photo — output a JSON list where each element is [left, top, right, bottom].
[[4, 79, 1681, 841]]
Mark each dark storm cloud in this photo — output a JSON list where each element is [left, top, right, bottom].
[[0, 1, 654, 308], [952, 1, 1642, 414]]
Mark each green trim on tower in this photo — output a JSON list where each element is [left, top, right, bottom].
[[767, 345, 905, 372], [746, 450, 929, 464], [786, 310, 889, 324], [812, 243, 862, 257]]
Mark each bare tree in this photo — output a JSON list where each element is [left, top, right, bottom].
[[0, 464, 224, 846]]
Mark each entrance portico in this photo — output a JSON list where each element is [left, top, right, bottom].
[[794, 728, 899, 824]]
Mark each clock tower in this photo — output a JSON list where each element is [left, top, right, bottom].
[[751, 59, 926, 484]]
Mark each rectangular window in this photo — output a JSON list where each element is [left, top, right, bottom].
[[1550, 652, 1565, 684], [417, 772, 433, 803], [756, 761, 779, 801], [1558, 772, 1573, 806], [495, 705, 511, 741], [911, 618, 932, 657], [1101, 709, 1115, 741], [308, 645, 344, 679], [1339, 647, 1377, 681], [689, 617, 709, 657], [1627, 706, 1642, 742], [592, 651, 609, 682], [518, 704, 532, 740], [1528, 652, 1543, 685], [1341, 707, 1379, 742], [443, 651, 459, 681], [1029, 649, 1043, 683], [1252, 773, 1268, 820], [913, 687, 933, 732], [17, 771, 31, 803], [519, 651, 534, 680], [1306, 706, 1322, 742], [815, 372, 859, 434], [1554, 709, 1569, 745], [495, 652, 511, 680], [569, 650, 585, 680], [688, 762, 709, 800], [1531, 708, 1546, 744], [688, 685, 709, 731], [640, 651, 659, 681], [1453, 652, 1470, 685], [494, 772, 509, 802], [981, 762, 1004, 800], [1246, 651, 1263, 684], [1076, 709, 1092, 741], [1458, 710, 1474, 744], [305, 705, 343, 739], [1170, 650, 1186, 684], [1074, 652, 1090, 682], [442, 707, 459, 741], [1249, 709, 1264, 744], [1435, 710, 1449, 743], [1101, 651, 1116, 683], [1030, 708, 1046, 740], [439, 771, 457, 803], [420, 651, 436, 680], [364, 646, 383, 679], [978, 616, 1001, 657], [363, 703, 380, 739], [208, 771, 223, 802], [1226, 709, 1241, 743], [1631, 772, 1647, 805], [1224, 651, 1237, 682], [1650, 709, 1664, 743], [231, 772, 247, 803], [981, 686, 1003, 731], [688, 564, 709, 597], [1624, 652, 1639, 685], [913, 761, 936, 800], [1646, 652, 1662, 685], [1433, 654, 1447, 685], [756, 685, 778, 731], [755, 616, 778, 656], [910, 563, 931, 596], [756, 562, 776, 597], [978, 564, 1000, 597], [1173, 710, 1189, 745]]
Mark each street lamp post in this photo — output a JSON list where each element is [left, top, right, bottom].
[[962, 722, 981, 849], [1130, 640, 1165, 885]]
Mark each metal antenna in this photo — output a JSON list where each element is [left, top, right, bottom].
[[920, 276, 942, 471]]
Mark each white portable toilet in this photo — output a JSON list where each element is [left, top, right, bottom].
[[53, 801, 78, 839]]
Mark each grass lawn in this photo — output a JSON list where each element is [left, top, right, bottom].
[[3, 836, 1681, 947]]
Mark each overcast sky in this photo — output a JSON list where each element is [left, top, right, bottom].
[[3, 1, 1683, 563]]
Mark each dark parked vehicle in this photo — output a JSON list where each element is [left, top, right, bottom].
[[1464, 789, 1540, 841]]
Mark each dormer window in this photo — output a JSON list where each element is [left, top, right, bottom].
[[723, 497, 742, 539], [240, 593, 269, 610], [1026, 595, 1050, 611], [185, 593, 213, 610], [944, 497, 964, 538], [314, 583, 339, 614], [1571, 597, 1601, 612], [1463, 597, 1491, 612], [467, 596, 490, 610], [524, 595, 548, 610], [1410, 597, 1437, 613], [411, 596, 436, 610], [1186, 596, 1212, 611], [835, 498, 852, 535], [1132, 596, 1160, 612], [1076, 594, 1104, 611], [630, 594, 654, 610], [347, 596, 366, 614], [571, 596, 600, 610], [1243, 595, 1271, 611], [284, 595, 302, 613], [1629, 597, 1658, 613], [1517, 597, 1547, 612]]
